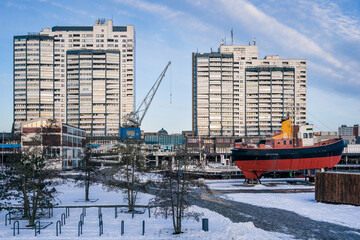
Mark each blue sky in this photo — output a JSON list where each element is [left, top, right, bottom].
[[0, 0, 359, 133]]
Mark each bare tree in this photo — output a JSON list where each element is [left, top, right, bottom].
[[152, 149, 202, 234], [75, 145, 101, 201], [111, 141, 146, 212]]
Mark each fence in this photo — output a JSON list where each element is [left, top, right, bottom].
[[315, 172, 360, 206]]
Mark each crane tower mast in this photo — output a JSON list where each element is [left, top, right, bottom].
[[120, 61, 171, 140]]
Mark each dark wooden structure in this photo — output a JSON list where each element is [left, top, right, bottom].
[[315, 172, 360, 206]]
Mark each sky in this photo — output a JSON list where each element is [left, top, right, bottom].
[[0, 0, 359, 134]]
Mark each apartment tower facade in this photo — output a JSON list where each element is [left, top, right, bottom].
[[13, 19, 134, 136], [192, 42, 307, 137]]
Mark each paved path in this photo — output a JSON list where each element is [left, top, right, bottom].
[[191, 189, 360, 240]]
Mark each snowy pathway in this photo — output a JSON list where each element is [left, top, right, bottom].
[[191, 188, 360, 240]]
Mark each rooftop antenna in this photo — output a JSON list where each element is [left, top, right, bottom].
[[253, 37, 256, 45], [231, 29, 233, 45]]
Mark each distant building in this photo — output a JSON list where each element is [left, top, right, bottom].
[[0, 132, 21, 162], [186, 136, 238, 154], [143, 129, 185, 169], [338, 124, 359, 138], [192, 42, 307, 137], [313, 131, 338, 143], [338, 124, 359, 145], [21, 118, 85, 170], [13, 19, 135, 136], [144, 128, 185, 147]]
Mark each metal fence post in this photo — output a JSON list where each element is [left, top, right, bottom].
[[98, 207, 101, 217], [80, 213, 85, 224], [121, 220, 124, 235], [148, 208, 151, 218], [78, 220, 83, 236], [61, 213, 66, 225], [5, 212, 11, 226], [13, 220, 19, 236], [142, 220, 145, 235], [48, 207, 53, 218], [99, 220, 103, 236], [202, 218, 209, 232], [66, 207, 70, 217], [115, 206, 117, 219], [35, 220, 40, 236], [56, 220, 61, 236]]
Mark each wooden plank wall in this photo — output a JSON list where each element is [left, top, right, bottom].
[[315, 172, 360, 206]]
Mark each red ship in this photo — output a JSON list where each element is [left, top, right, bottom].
[[232, 118, 345, 180]]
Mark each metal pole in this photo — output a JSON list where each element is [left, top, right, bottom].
[[121, 220, 124, 235], [202, 218, 209, 231], [142, 220, 145, 235]]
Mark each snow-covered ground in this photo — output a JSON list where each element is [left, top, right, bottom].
[[205, 178, 360, 230], [222, 192, 360, 230], [205, 178, 315, 190], [0, 180, 293, 240]]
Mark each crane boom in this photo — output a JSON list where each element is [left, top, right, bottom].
[[123, 61, 171, 128]]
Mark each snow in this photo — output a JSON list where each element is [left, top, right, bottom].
[[205, 178, 315, 190], [55, 182, 152, 206], [205, 178, 360, 230], [0, 180, 292, 239], [221, 191, 360, 229]]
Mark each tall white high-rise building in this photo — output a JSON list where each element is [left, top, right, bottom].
[[192, 42, 307, 137], [13, 19, 135, 136]]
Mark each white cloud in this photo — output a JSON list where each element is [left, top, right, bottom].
[[302, 0, 360, 41], [218, 0, 343, 69], [6, 1, 27, 10], [112, 0, 221, 34], [49, 1, 96, 19]]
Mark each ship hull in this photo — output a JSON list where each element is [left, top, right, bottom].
[[232, 138, 344, 179]]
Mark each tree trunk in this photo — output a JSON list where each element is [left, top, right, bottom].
[[28, 184, 37, 227], [85, 172, 90, 201], [126, 161, 131, 211], [22, 177, 30, 219], [130, 156, 135, 211]]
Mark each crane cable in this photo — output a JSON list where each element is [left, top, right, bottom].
[[307, 111, 334, 132]]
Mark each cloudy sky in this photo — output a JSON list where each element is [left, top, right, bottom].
[[0, 0, 359, 133]]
